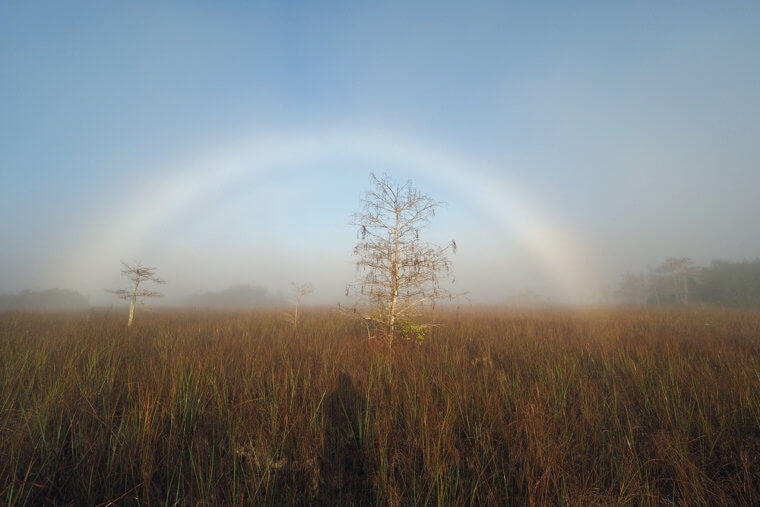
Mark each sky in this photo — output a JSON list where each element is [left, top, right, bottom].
[[1, 1, 759, 305]]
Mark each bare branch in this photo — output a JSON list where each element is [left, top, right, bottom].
[[288, 282, 314, 329], [107, 262, 167, 326]]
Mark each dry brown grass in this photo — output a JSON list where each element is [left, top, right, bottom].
[[1, 307, 759, 504]]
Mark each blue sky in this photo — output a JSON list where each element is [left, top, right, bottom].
[[1, 1, 759, 303]]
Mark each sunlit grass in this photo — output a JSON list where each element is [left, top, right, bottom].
[[1, 308, 759, 504]]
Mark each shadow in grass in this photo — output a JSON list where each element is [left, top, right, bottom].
[[318, 371, 376, 505]]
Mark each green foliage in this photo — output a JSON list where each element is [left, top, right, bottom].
[[396, 319, 426, 344]]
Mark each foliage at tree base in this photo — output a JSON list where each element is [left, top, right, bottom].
[[397, 319, 426, 344]]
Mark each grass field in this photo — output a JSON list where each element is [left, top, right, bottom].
[[1, 308, 759, 505]]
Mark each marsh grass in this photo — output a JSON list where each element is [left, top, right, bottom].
[[1, 308, 759, 504]]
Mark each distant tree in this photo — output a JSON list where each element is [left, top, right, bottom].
[[621, 258, 760, 308], [616, 273, 648, 305], [657, 257, 698, 305], [184, 284, 278, 307], [0, 288, 89, 309], [694, 259, 760, 307], [348, 173, 458, 347], [107, 262, 166, 326], [287, 282, 314, 329], [507, 288, 546, 307], [645, 265, 664, 306]]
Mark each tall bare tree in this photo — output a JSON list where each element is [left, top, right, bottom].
[[107, 262, 166, 326], [348, 173, 457, 346], [287, 282, 314, 329]]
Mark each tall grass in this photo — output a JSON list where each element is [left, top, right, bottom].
[[1, 308, 759, 504]]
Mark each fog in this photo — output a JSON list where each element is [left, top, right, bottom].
[[1, 2, 759, 306]]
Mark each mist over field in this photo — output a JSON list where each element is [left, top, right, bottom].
[[1, 1, 759, 307]]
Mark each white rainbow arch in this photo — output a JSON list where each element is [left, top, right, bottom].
[[61, 129, 599, 302]]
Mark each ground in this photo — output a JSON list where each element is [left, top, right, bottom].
[[1, 308, 759, 504]]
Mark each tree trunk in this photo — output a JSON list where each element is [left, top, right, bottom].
[[387, 311, 395, 349], [388, 210, 400, 347], [128, 278, 139, 327], [128, 294, 136, 327]]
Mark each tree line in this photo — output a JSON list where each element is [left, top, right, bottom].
[[617, 257, 760, 307]]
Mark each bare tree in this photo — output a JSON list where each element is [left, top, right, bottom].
[[348, 173, 457, 346], [107, 262, 166, 326], [658, 257, 698, 305], [287, 282, 314, 329]]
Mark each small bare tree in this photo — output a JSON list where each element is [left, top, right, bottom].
[[348, 173, 457, 347], [287, 282, 314, 329], [107, 262, 166, 326]]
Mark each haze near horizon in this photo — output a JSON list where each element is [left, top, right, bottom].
[[1, 1, 759, 305]]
